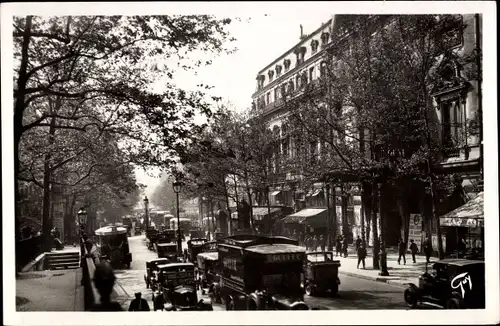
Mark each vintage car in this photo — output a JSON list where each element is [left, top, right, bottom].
[[157, 229, 177, 245], [404, 259, 485, 309], [154, 262, 213, 311], [187, 238, 208, 262], [190, 229, 205, 239], [196, 251, 221, 302], [218, 235, 309, 310], [304, 251, 341, 296], [146, 228, 159, 250], [95, 225, 132, 268], [144, 258, 171, 290], [157, 243, 179, 260]]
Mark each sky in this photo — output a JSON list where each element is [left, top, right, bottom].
[[137, 4, 335, 196]]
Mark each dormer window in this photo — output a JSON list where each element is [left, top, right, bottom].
[[276, 65, 283, 76], [321, 32, 330, 46], [256, 74, 266, 90], [284, 59, 291, 71], [268, 70, 275, 82], [294, 46, 307, 67], [311, 39, 319, 53]]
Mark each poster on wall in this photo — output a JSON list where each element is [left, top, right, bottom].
[[408, 214, 423, 251]]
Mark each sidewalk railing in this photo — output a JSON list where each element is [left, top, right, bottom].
[[81, 246, 101, 310]]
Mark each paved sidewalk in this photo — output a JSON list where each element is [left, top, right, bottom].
[[323, 246, 438, 288], [16, 268, 85, 311]]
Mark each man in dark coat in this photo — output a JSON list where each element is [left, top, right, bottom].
[[409, 239, 419, 263], [91, 261, 123, 311], [423, 237, 432, 263], [357, 244, 367, 269], [342, 236, 349, 258], [128, 292, 150, 311], [355, 236, 362, 252], [397, 239, 406, 265], [335, 236, 342, 257]]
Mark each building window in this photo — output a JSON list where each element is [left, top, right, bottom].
[[311, 39, 319, 53], [266, 92, 271, 104], [441, 98, 463, 151], [296, 75, 301, 89], [268, 70, 274, 82], [295, 46, 306, 67], [284, 59, 291, 71], [288, 80, 295, 94], [276, 64, 282, 76], [309, 66, 315, 81], [321, 32, 330, 46]]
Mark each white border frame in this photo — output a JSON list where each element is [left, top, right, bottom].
[[2, 1, 498, 325]]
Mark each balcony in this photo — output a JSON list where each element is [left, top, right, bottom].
[[260, 79, 323, 116]]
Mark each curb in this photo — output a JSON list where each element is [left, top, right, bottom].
[[338, 270, 409, 289]]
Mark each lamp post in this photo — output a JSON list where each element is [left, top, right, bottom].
[[173, 181, 183, 255], [77, 208, 87, 255], [143, 196, 149, 232]]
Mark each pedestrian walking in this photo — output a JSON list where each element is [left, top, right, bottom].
[[312, 235, 319, 252], [91, 261, 123, 311], [355, 236, 362, 252], [397, 239, 406, 265], [319, 235, 326, 252], [153, 291, 165, 311], [304, 234, 310, 251], [357, 244, 367, 269], [423, 237, 432, 263], [409, 239, 419, 263], [335, 236, 342, 256], [342, 236, 349, 258], [128, 292, 150, 311]]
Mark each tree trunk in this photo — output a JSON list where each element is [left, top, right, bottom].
[[371, 182, 380, 269], [396, 192, 410, 249], [14, 16, 33, 248], [223, 180, 232, 236], [42, 114, 57, 251], [361, 182, 371, 246]]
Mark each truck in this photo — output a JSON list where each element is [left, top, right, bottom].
[[218, 234, 309, 310]]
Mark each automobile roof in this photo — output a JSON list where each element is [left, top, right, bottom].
[[198, 252, 219, 261], [146, 258, 171, 264], [434, 259, 484, 267], [245, 243, 306, 255], [157, 243, 177, 246], [158, 262, 195, 269], [219, 234, 298, 248]]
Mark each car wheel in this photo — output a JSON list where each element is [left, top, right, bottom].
[[404, 289, 418, 309], [305, 284, 315, 296], [446, 298, 463, 309]]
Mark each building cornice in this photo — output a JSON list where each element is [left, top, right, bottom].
[[256, 18, 333, 76]]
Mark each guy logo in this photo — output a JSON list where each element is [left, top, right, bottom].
[[451, 272, 472, 298]]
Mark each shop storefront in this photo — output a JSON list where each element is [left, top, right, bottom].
[[440, 192, 484, 258]]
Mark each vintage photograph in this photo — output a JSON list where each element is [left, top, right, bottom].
[[2, 1, 498, 325]]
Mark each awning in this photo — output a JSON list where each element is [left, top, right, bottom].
[[306, 189, 323, 197], [282, 208, 327, 227], [440, 192, 484, 228], [271, 190, 282, 196], [252, 207, 282, 221]]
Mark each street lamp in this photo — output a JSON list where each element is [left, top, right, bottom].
[[77, 208, 87, 255], [143, 196, 149, 232], [173, 181, 183, 256]]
